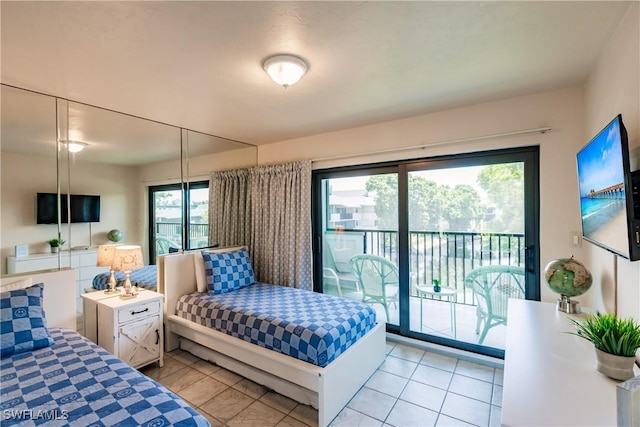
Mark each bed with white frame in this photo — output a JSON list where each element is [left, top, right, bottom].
[[160, 247, 387, 427]]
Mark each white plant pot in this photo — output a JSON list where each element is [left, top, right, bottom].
[[595, 348, 637, 381], [51, 247, 59, 253]]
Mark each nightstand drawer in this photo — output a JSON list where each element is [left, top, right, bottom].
[[118, 300, 160, 324]]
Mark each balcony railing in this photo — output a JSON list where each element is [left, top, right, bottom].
[[156, 222, 209, 248], [326, 229, 524, 306]]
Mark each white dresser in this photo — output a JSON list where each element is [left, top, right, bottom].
[[7, 249, 108, 314], [502, 299, 640, 426]]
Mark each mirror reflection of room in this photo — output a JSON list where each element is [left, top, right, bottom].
[[1, 83, 257, 323]]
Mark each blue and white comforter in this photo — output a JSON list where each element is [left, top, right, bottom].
[[0, 328, 209, 426], [92, 265, 157, 291], [175, 283, 376, 367]]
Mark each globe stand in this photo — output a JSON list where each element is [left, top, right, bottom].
[[557, 294, 581, 314]]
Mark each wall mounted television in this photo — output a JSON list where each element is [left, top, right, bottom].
[[576, 114, 640, 261], [36, 193, 101, 224]]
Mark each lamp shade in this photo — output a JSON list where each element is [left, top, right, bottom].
[[111, 245, 143, 272], [96, 244, 119, 267], [263, 54, 308, 87]]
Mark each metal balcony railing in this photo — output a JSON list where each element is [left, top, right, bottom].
[[156, 222, 209, 248], [325, 229, 525, 306]]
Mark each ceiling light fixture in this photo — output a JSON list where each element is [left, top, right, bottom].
[[61, 140, 88, 153], [263, 54, 308, 88]]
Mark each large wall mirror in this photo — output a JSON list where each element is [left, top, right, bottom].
[[1, 85, 59, 270], [1, 83, 257, 314]]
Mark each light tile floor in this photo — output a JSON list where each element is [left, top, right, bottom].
[[141, 341, 503, 427]]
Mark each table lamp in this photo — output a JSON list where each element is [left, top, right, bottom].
[[111, 245, 143, 299], [96, 244, 120, 294]]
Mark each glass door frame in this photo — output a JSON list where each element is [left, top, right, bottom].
[[312, 146, 540, 358]]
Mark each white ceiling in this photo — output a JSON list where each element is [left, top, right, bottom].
[[0, 1, 632, 147]]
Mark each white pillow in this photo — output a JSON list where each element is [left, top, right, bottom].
[[0, 277, 33, 293], [194, 252, 207, 293]]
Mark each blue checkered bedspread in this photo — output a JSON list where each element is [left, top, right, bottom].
[[175, 283, 377, 367], [0, 328, 209, 426], [92, 265, 157, 291]]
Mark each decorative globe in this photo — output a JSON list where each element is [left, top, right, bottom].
[[107, 229, 123, 243], [544, 257, 592, 298]]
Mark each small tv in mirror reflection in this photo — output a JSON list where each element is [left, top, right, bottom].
[[36, 193, 100, 224], [576, 114, 639, 261]]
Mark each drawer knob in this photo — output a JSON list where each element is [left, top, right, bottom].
[[131, 307, 149, 315], [156, 329, 160, 345]]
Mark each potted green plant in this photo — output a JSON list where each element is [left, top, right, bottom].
[[47, 237, 65, 253], [432, 278, 441, 293], [569, 313, 640, 381]]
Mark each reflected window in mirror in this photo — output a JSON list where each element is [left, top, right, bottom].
[[148, 181, 209, 263]]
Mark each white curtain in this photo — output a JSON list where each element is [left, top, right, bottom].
[[208, 160, 312, 290], [208, 168, 252, 248]]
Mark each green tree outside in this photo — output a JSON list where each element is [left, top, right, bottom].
[[477, 163, 524, 233], [365, 174, 483, 232]]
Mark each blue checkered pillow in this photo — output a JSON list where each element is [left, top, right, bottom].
[[1, 283, 54, 358], [202, 248, 255, 294]]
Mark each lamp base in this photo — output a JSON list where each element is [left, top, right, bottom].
[[104, 270, 119, 294], [557, 295, 581, 314], [119, 274, 138, 299]]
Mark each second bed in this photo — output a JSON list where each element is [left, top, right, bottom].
[[160, 247, 386, 427]]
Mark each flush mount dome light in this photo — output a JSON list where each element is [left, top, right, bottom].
[[263, 54, 308, 88], [61, 140, 88, 153]]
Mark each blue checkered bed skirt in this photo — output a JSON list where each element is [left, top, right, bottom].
[[0, 328, 209, 426], [175, 283, 377, 367], [92, 265, 157, 291]]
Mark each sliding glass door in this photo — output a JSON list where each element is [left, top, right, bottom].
[[148, 181, 209, 263], [316, 169, 399, 326], [313, 147, 539, 357]]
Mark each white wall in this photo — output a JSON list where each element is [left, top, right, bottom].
[[584, 2, 640, 319], [0, 152, 141, 274]]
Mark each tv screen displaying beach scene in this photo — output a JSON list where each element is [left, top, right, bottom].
[[577, 116, 630, 258]]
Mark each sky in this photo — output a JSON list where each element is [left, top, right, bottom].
[[577, 118, 625, 196]]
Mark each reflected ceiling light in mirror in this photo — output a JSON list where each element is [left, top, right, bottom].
[[61, 140, 87, 153], [263, 54, 308, 88]]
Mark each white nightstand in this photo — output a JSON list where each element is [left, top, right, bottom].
[[81, 289, 122, 344], [97, 290, 164, 369]]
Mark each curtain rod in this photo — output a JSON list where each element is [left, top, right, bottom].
[[312, 126, 552, 163]]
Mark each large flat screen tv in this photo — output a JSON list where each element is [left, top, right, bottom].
[[576, 114, 639, 261], [36, 193, 101, 224]]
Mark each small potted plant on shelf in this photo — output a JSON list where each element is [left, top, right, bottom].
[[569, 313, 640, 381], [432, 278, 441, 293], [47, 237, 65, 253]]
